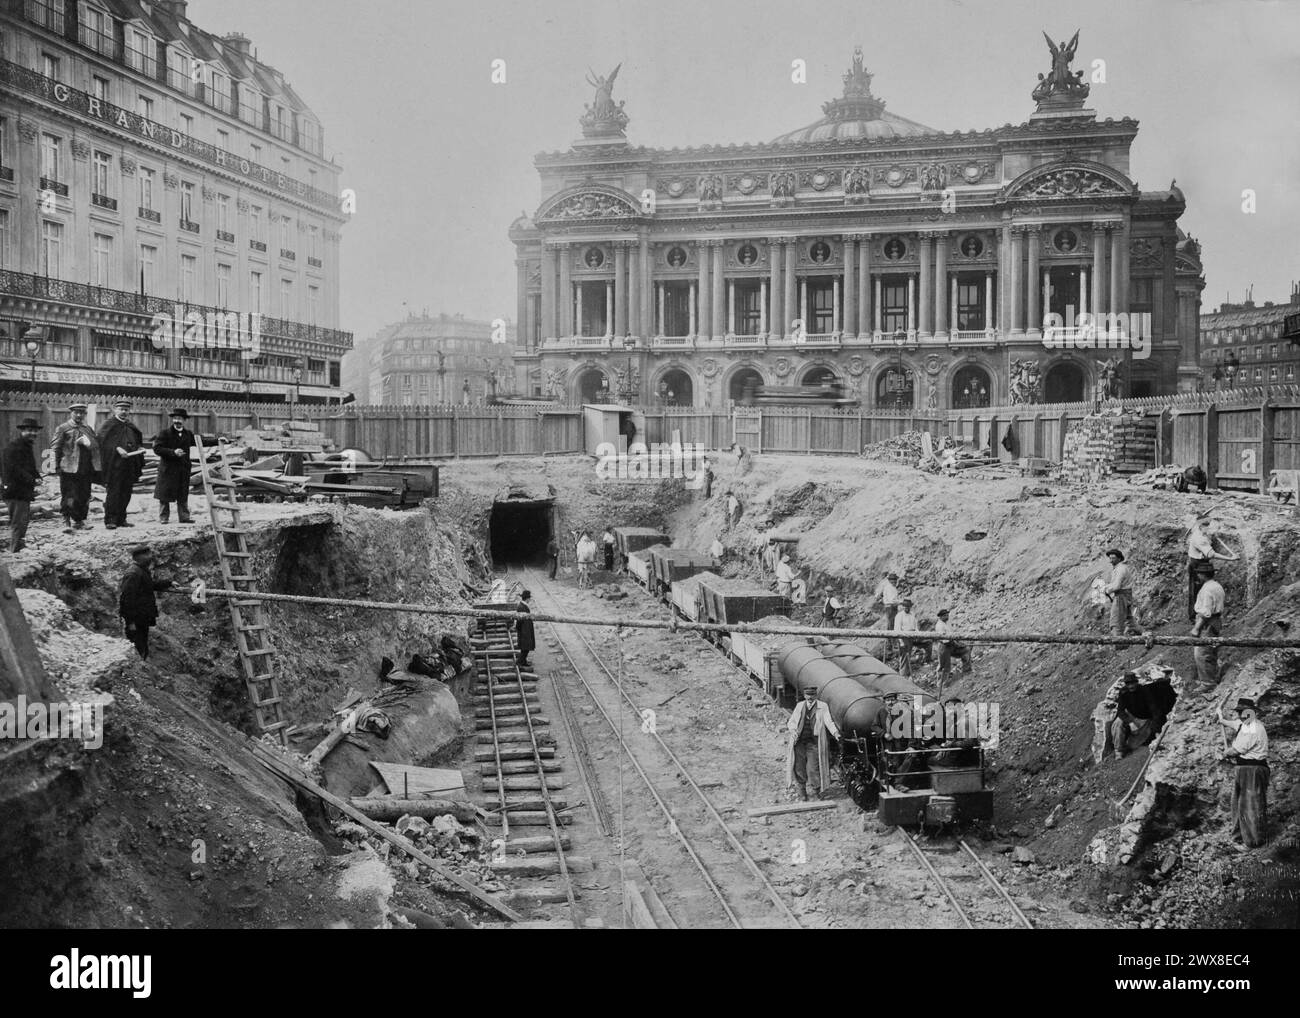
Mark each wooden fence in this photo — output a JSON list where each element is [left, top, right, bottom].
[[6, 385, 1299, 493]]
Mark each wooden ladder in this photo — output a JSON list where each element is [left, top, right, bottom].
[[196, 444, 289, 747]]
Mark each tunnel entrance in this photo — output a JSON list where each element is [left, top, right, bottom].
[[489, 496, 554, 566]]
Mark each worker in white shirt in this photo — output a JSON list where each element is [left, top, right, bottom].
[[775, 553, 795, 598], [1103, 548, 1139, 636], [933, 608, 972, 695], [1218, 697, 1269, 847], [1186, 517, 1237, 622], [874, 570, 902, 629], [893, 597, 920, 676], [785, 684, 840, 800], [1191, 568, 1226, 689], [725, 490, 742, 528], [709, 536, 724, 563], [575, 531, 597, 588]]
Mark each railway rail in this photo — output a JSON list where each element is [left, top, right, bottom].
[[521, 567, 802, 930], [899, 827, 1035, 929], [472, 606, 583, 927]]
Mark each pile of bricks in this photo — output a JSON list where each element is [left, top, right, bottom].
[[1059, 411, 1157, 483]]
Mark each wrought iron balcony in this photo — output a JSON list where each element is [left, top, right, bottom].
[[250, 239, 267, 252], [39, 177, 68, 197], [138, 206, 161, 223], [0, 167, 13, 182], [280, 249, 296, 261], [217, 230, 235, 244], [307, 256, 323, 268], [180, 219, 200, 234], [92, 193, 117, 210], [0, 269, 354, 351]]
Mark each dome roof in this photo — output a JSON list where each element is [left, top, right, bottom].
[[772, 48, 937, 145]]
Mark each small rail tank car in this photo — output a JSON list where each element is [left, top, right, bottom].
[[779, 640, 994, 826]]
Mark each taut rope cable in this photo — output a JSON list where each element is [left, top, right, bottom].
[[199, 588, 1300, 650]]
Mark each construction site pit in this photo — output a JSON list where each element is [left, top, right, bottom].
[[2, 452, 1297, 931]]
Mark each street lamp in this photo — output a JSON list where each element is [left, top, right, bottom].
[[291, 358, 303, 416], [24, 337, 40, 395]]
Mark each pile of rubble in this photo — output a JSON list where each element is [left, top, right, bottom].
[[860, 430, 926, 462]]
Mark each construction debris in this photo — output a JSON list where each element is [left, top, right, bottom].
[[1058, 411, 1157, 483]]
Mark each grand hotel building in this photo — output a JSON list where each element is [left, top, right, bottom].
[[0, 0, 350, 403], [510, 44, 1205, 409]]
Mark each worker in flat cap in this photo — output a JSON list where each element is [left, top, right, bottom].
[[49, 402, 101, 533], [151, 408, 219, 524], [774, 552, 795, 599], [893, 596, 922, 676], [2, 417, 42, 552], [1103, 548, 1139, 637], [117, 544, 173, 660], [1219, 697, 1269, 846], [97, 399, 146, 529], [933, 608, 972, 695]]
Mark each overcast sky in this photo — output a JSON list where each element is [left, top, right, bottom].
[[193, 0, 1300, 352]]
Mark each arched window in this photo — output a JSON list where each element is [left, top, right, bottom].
[[729, 367, 763, 405], [575, 368, 609, 404], [1043, 362, 1085, 403], [952, 365, 991, 408], [875, 367, 914, 409], [657, 368, 694, 407]]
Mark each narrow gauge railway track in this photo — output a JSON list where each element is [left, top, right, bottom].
[[472, 613, 583, 927], [521, 567, 800, 930], [899, 828, 1035, 929]]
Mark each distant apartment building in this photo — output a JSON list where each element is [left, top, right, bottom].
[[0, 0, 351, 402], [1199, 283, 1300, 389], [349, 312, 516, 405]]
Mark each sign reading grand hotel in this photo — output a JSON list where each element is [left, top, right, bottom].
[[2, 59, 335, 211]]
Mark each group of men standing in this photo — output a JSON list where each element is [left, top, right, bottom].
[[2, 402, 213, 550], [872, 570, 971, 687]]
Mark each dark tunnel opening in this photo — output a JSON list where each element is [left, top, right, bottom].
[[489, 497, 554, 566]]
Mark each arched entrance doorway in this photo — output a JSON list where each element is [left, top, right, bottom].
[[729, 367, 764, 405], [575, 367, 610, 404], [952, 365, 992, 408], [875, 366, 914, 410], [1043, 361, 1085, 403], [656, 368, 693, 407], [801, 365, 839, 388]]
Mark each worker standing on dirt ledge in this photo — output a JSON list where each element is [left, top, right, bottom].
[[874, 570, 902, 631], [602, 527, 615, 572], [515, 590, 535, 668], [97, 400, 146, 530], [50, 402, 101, 534], [2, 418, 42, 553], [1218, 697, 1269, 847], [1187, 516, 1237, 622], [775, 553, 795, 598], [1191, 567, 1226, 690], [152, 408, 218, 524], [786, 684, 840, 801], [1104, 549, 1140, 636], [118, 544, 173, 660]]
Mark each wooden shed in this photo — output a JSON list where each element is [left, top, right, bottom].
[[582, 403, 637, 457]]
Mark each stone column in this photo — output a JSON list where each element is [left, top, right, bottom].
[[639, 233, 652, 338], [575, 282, 584, 337], [1109, 226, 1123, 316], [1092, 224, 1107, 320], [759, 280, 768, 335], [697, 243, 710, 339], [950, 276, 958, 337], [832, 280, 840, 335], [688, 282, 696, 335], [1117, 221, 1130, 315], [604, 282, 613, 339], [842, 238, 857, 337], [711, 242, 725, 339], [1026, 226, 1040, 335], [998, 224, 1011, 334], [657, 283, 665, 336], [727, 279, 736, 335], [783, 241, 797, 339], [525, 285, 537, 350], [800, 279, 808, 332], [558, 243, 572, 338], [540, 243, 557, 341], [874, 277, 883, 334], [1043, 268, 1053, 323], [918, 234, 933, 337], [613, 242, 628, 337], [857, 236, 871, 340], [768, 238, 783, 338], [1079, 267, 1088, 318], [934, 232, 948, 337], [1010, 227, 1025, 334], [985, 272, 994, 333], [515, 259, 528, 346]]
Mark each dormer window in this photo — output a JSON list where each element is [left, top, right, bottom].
[[125, 26, 155, 76]]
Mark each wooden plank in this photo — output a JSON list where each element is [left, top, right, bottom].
[[746, 800, 838, 818], [369, 761, 466, 798], [490, 854, 593, 875], [0, 563, 62, 702]]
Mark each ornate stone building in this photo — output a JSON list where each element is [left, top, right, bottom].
[[1198, 285, 1300, 390], [509, 38, 1204, 409], [0, 0, 350, 402]]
